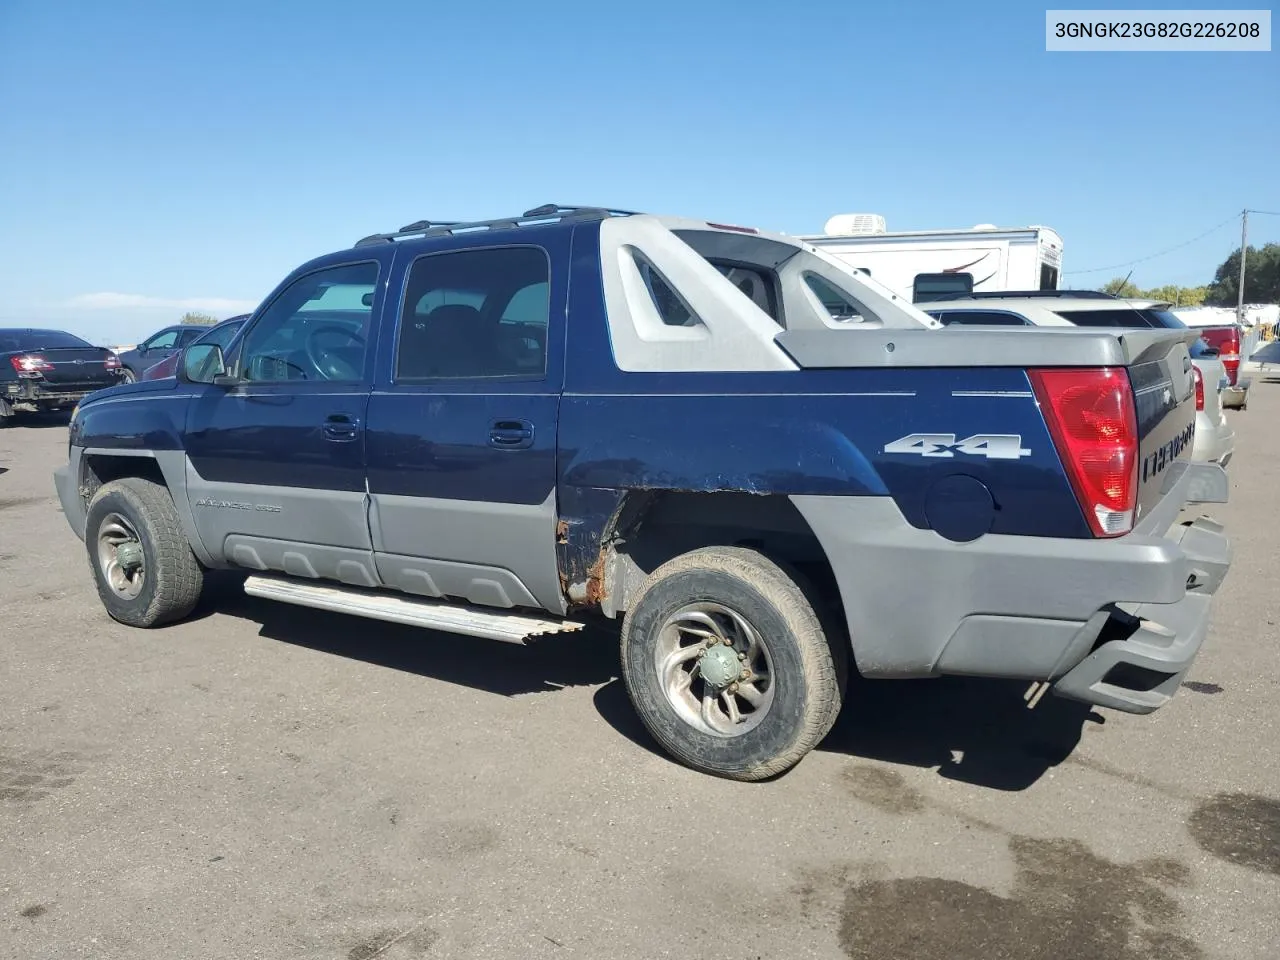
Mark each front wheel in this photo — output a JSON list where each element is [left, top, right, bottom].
[[118, 368, 137, 384], [620, 546, 846, 781], [85, 477, 205, 627]]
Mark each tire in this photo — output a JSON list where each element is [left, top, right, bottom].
[[85, 477, 205, 627], [620, 546, 846, 781], [119, 368, 137, 384]]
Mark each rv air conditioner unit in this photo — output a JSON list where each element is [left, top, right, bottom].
[[823, 213, 887, 237]]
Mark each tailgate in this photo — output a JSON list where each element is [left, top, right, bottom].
[[1129, 335, 1197, 523]]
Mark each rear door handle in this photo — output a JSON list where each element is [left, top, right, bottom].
[[323, 413, 360, 442], [489, 419, 534, 450]]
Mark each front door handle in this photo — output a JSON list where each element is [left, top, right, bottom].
[[323, 413, 359, 442], [489, 419, 534, 450]]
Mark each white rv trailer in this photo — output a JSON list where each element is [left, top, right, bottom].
[[799, 214, 1064, 303]]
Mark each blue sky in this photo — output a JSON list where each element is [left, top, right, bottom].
[[0, 0, 1276, 344]]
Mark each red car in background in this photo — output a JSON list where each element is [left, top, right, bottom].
[[1196, 324, 1250, 410], [141, 314, 250, 380]]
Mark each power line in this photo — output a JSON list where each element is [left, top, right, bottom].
[[1247, 209, 1280, 216], [1063, 213, 1241, 276]]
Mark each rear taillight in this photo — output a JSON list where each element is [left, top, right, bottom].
[[1193, 365, 1204, 410], [105, 354, 121, 371], [1219, 332, 1241, 386], [8, 354, 55, 376], [1029, 367, 1139, 538]]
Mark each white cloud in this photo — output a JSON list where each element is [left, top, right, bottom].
[[67, 292, 259, 314]]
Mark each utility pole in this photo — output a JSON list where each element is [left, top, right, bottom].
[[1236, 208, 1248, 323]]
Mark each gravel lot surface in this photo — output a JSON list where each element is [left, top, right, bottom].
[[2, 385, 1278, 959]]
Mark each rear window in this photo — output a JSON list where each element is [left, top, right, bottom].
[[0, 329, 92, 352], [932, 310, 1030, 327], [1055, 307, 1187, 329]]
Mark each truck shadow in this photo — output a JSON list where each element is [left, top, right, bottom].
[[819, 674, 1103, 791], [213, 590, 1098, 791], [592, 673, 1100, 791], [216, 591, 622, 697]]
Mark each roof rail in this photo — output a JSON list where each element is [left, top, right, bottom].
[[953, 289, 1120, 301], [354, 204, 639, 247]]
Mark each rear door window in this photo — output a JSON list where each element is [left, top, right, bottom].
[[395, 246, 551, 380]]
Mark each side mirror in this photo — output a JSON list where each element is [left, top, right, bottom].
[[178, 343, 232, 385]]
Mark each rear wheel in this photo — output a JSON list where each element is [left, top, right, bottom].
[[620, 546, 845, 781], [85, 477, 204, 627]]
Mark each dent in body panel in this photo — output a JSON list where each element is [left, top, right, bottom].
[[788, 493, 1187, 678], [554, 485, 630, 610]]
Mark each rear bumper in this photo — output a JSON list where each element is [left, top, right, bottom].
[[4, 378, 120, 409], [1051, 515, 1228, 712], [1221, 383, 1248, 409], [1192, 414, 1235, 467], [790, 461, 1232, 714]]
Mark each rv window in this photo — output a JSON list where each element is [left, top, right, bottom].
[[1039, 263, 1060, 290], [804, 274, 863, 322], [913, 272, 974, 303]]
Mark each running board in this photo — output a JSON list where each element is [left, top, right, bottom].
[[243, 575, 584, 644]]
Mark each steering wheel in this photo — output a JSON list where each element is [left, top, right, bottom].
[[304, 324, 366, 380]]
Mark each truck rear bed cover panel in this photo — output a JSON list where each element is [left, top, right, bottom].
[[775, 326, 1201, 369]]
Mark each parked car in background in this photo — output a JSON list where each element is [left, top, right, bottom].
[[922, 292, 1236, 467], [115, 324, 211, 382], [142, 315, 250, 380], [1172, 308, 1250, 410], [1, 328, 126, 425]]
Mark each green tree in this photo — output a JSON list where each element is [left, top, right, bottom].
[[1204, 243, 1280, 306], [180, 311, 219, 326], [1141, 284, 1208, 307], [1098, 279, 1209, 306], [1101, 277, 1142, 297]]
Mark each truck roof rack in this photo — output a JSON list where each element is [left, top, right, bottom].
[[953, 290, 1119, 301], [354, 205, 639, 247]]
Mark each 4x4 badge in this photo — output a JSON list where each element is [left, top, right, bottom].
[[884, 433, 1032, 460]]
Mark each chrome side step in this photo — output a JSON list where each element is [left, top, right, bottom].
[[243, 575, 584, 644]]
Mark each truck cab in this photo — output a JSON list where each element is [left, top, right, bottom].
[[55, 206, 1232, 781]]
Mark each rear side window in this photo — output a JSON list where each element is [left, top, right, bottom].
[[636, 257, 699, 328], [804, 274, 863, 322], [933, 310, 1030, 326], [396, 246, 550, 380], [1055, 308, 1148, 327]]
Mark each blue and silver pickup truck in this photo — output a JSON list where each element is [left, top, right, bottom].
[[54, 205, 1232, 780]]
